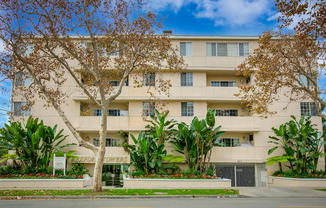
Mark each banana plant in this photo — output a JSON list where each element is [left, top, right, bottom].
[[268, 115, 322, 175], [0, 116, 74, 171], [190, 116, 207, 172], [268, 123, 295, 171], [204, 109, 225, 169], [123, 133, 146, 172], [0, 121, 26, 167], [145, 109, 177, 147], [170, 110, 225, 173], [169, 122, 197, 170], [124, 131, 167, 175], [309, 133, 326, 173]]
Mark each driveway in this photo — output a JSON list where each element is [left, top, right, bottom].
[[238, 187, 326, 198]]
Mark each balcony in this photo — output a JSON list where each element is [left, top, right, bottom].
[[182, 56, 246, 69], [73, 86, 240, 101], [71, 146, 130, 163], [129, 116, 262, 131], [210, 146, 268, 163], [168, 87, 239, 100], [175, 116, 262, 131], [75, 116, 129, 132]]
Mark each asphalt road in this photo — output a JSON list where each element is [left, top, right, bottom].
[[1, 198, 326, 208]]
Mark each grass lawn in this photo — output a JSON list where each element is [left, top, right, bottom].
[[316, 189, 326, 192], [0, 189, 238, 196]]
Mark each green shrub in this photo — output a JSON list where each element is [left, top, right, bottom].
[[206, 168, 215, 176], [131, 170, 145, 177], [159, 163, 181, 175], [182, 169, 201, 176], [0, 165, 21, 175], [272, 170, 283, 176], [54, 169, 64, 175], [0, 117, 75, 172], [67, 164, 89, 175], [272, 170, 326, 178], [0, 148, 7, 158]]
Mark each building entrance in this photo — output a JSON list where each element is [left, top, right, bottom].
[[102, 164, 129, 187], [216, 163, 266, 187]]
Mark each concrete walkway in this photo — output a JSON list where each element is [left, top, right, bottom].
[[238, 187, 326, 198]]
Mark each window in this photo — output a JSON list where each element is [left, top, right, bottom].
[[300, 102, 318, 116], [110, 43, 119, 56], [239, 43, 249, 56], [108, 109, 120, 116], [14, 72, 33, 87], [109, 81, 120, 86], [143, 72, 155, 86], [180, 42, 192, 56], [215, 109, 238, 116], [93, 109, 126, 116], [181, 102, 194, 116], [143, 102, 155, 116], [94, 138, 121, 147], [109, 80, 128, 87], [120, 110, 129, 116], [181, 73, 193, 86], [105, 138, 120, 147], [220, 138, 240, 147], [93, 138, 100, 147], [211, 81, 237, 87], [12, 102, 31, 116], [94, 109, 102, 116], [246, 76, 251, 84], [206, 43, 249, 56]]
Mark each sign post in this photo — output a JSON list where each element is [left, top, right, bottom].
[[53, 154, 66, 176]]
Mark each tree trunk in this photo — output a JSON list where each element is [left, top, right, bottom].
[[206, 131, 214, 170], [93, 148, 105, 192], [278, 162, 283, 173], [313, 157, 318, 173], [92, 106, 108, 192]]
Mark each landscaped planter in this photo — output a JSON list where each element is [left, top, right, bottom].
[[123, 177, 231, 189], [268, 176, 326, 187], [0, 174, 92, 189]]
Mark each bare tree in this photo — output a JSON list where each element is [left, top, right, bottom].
[[236, 31, 324, 118], [236, 0, 325, 118], [0, 0, 184, 192]]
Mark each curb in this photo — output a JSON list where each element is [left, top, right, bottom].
[[0, 194, 240, 200]]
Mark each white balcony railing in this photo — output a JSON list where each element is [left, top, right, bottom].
[[73, 86, 240, 101], [127, 116, 262, 131]]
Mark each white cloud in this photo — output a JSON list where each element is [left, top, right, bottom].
[[267, 12, 280, 21], [267, 12, 310, 30], [195, 0, 271, 26], [267, 1, 319, 30], [148, 0, 273, 26], [148, 0, 186, 13]]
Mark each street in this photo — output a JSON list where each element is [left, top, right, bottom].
[[1, 197, 326, 208]]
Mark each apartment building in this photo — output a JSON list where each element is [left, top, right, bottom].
[[11, 34, 323, 187]]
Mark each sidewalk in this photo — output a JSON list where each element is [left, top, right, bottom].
[[238, 187, 326, 198]]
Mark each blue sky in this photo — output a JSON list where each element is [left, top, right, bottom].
[[0, 0, 324, 127], [152, 0, 279, 35]]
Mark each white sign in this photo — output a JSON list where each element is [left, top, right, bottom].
[[54, 157, 65, 169], [53, 154, 66, 176]]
